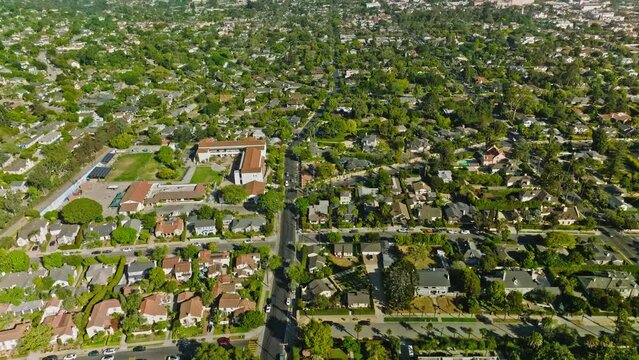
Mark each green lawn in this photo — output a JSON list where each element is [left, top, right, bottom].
[[190, 166, 225, 185], [109, 153, 185, 181], [109, 153, 159, 181]]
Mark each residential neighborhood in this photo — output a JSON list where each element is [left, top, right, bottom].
[[0, 0, 638, 359]]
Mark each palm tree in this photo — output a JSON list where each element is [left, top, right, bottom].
[[426, 322, 433, 336], [354, 323, 363, 340]]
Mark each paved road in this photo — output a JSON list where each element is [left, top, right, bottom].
[[327, 319, 614, 341], [600, 226, 639, 264], [260, 155, 299, 360], [61, 339, 249, 360]]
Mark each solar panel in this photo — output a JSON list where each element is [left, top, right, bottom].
[[88, 166, 111, 179], [101, 152, 115, 164]]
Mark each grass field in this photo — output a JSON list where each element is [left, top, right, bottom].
[[400, 245, 434, 270], [190, 166, 225, 185], [411, 296, 435, 314], [436, 297, 461, 315], [109, 153, 160, 181]]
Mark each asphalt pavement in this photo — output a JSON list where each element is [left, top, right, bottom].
[[260, 155, 300, 360]]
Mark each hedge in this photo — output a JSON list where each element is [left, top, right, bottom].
[[78, 256, 125, 333]]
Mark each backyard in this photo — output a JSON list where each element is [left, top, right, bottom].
[[333, 266, 370, 292], [190, 166, 225, 185]]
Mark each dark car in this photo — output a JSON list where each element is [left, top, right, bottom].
[[42, 356, 58, 360], [133, 346, 146, 351], [217, 337, 231, 346], [88, 351, 100, 357]]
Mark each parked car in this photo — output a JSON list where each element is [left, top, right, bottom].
[[398, 228, 409, 233], [217, 337, 231, 346], [133, 346, 146, 351], [101, 356, 114, 360], [286, 298, 291, 306], [63, 354, 77, 360], [166, 356, 180, 360], [42, 356, 58, 360], [266, 304, 272, 313], [103, 348, 116, 355], [88, 350, 100, 357]]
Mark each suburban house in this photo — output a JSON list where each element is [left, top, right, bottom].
[[390, 201, 410, 223], [48, 221, 80, 245], [218, 293, 257, 318], [179, 296, 204, 327], [339, 190, 352, 205], [233, 253, 260, 278], [485, 269, 556, 295], [196, 138, 267, 185], [307, 278, 337, 298], [417, 205, 443, 222], [190, 219, 217, 236], [416, 269, 450, 296], [586, 244, 624, 266], [139, 294, 168, 324], [361, 242, 382, 257], [346, 291, 370, 309], [459, 239, 483, 266], [126, 260, 156, 284], [444, 202, 476, 223], [118, 181, 153, 214], [482, 145, 507, 166], [16, 219, 49, 247], [85, 264, 115, 287], [0, 268, 47, 290], [174, 260, 193, 282], [42, 311, 78, 345], [49, 265, 77, 287], [438, 170, 453, 183], [308, 200, 330, 225], [85, 222, 116, 241], [333, 243, 354, 258], [577, 271, 639, 298], [307, 255, 326, 273], [155, 217, 185, 238], [0, 323, 30, 354], [198, 250, 231, 270], [552, 206, 581, 225], [229, 216, 267, 233], [86, 299, 124, 337]]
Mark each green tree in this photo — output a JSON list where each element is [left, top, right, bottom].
[[221, 185, 249, 204], [155, 146, 174, 165], [147, 267, 166, 292], [109, 133, 133, 149], [384, 259, 418, 309], [365, 341, 388, 360], [16, 325, 53, 355], [544, 232, 576, 249], [193, 342, 231, 360], [268, 255, 282, 270], [237, 311, 264, 329], [156, 168, 178, 179], [112, 227, 137, 245], [484, 281, 507, 308], [61, 198, 103, 224], [150, 245, 169, 262], [257, 191, 285, 215], [181, 244, 200, 260], [0, 250, 30, 273], [591, 127, 609, 154], [42, 253, 64, 269], [462, 268, 481, 298], [533, 342, 575, 360], [302, 320, 333, 358], [354, 323, 362, 339]]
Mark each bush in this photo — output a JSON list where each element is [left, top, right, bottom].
[[61, 198, 103, 224]]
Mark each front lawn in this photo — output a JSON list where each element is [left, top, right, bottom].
[[191, 166, 225, 185], [171, 325, 202, 339]]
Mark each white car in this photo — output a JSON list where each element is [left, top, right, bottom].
[[286, 298, 291, 306], [266, 304, 272, 313], [408, 344, 414, 357], [460, 230, 470, 235], [63, 354, 77, 360], [103, 348, 116, 355], [101, 356, 114, 360], [167, 356, 181, 360], [122, 247, 132, 252], [398, 228, 409, 233]]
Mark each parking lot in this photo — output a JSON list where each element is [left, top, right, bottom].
[[70, 182, 128, 217]]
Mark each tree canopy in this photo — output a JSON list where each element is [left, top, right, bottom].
[[384, 259, 418, 309], [60, 198, 103, 224]]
